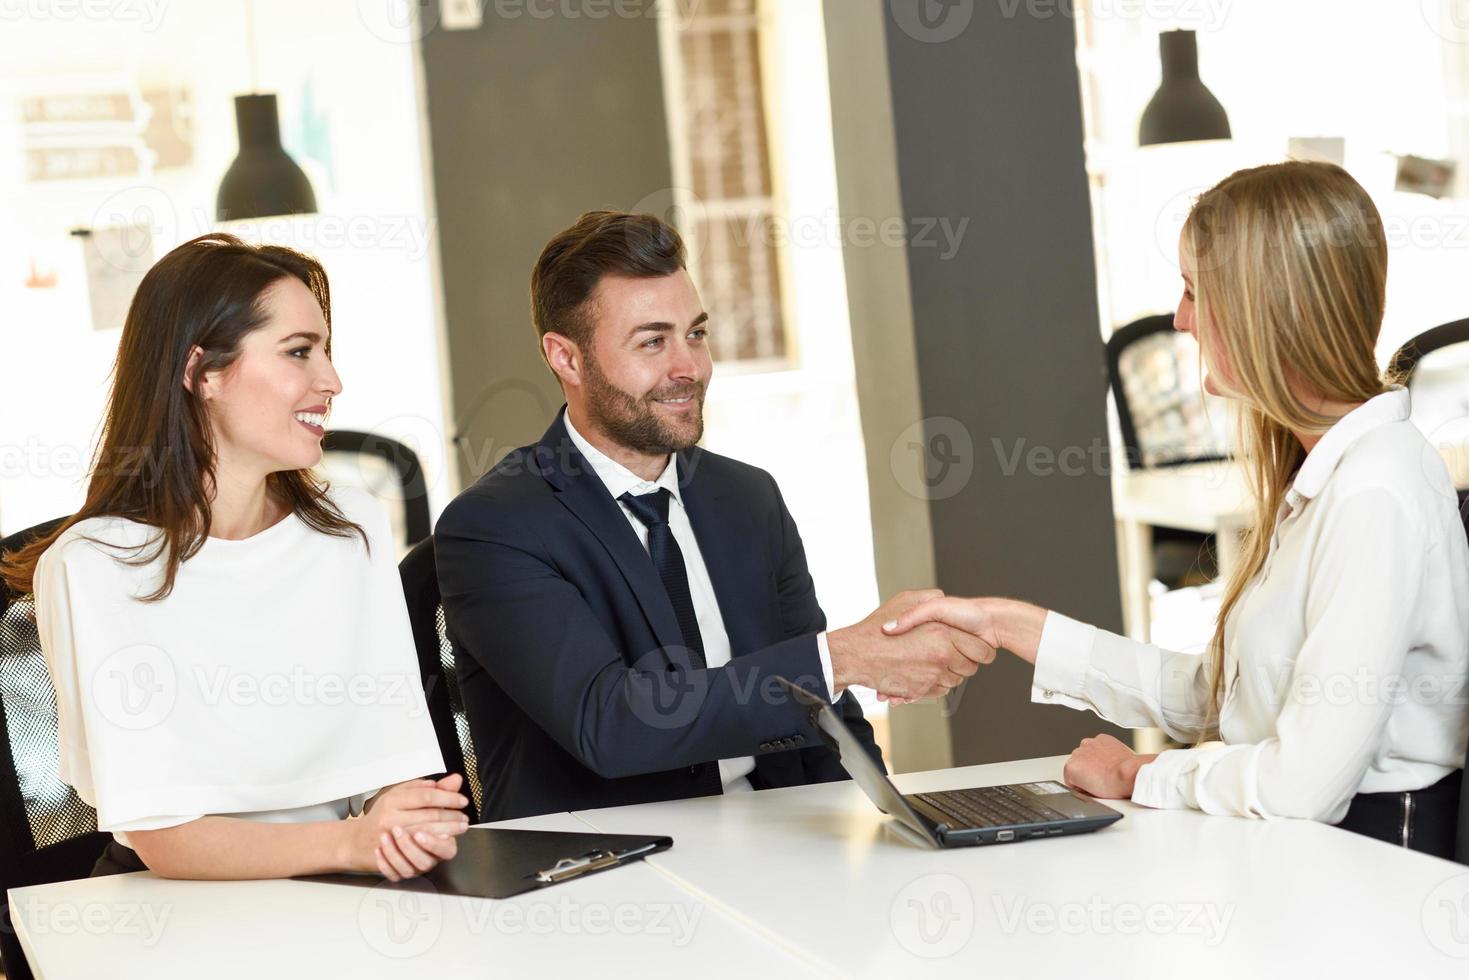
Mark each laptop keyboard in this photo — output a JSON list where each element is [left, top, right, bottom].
[[913, 785, 1071, 829]]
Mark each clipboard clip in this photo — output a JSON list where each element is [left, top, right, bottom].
[[533, 849, 622, 884]]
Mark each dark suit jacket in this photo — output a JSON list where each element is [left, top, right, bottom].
[[434, 409, 885, 821]]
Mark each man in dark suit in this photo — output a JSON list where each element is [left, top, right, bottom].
[[435, 212, 991, 821]]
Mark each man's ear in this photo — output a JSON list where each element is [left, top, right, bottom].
[[542, 332, 584, 390], [182, 345, 207, 397]]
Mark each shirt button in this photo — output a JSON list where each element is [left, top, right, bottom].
[[1043, 690, 1054, 699], [688, 765, 699, 775]]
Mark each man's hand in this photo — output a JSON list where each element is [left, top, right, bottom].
[[1062, 734, 1156, 800], [827, 590, 992, 700]]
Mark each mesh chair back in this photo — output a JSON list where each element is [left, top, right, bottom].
[[398, 537, 482, 821], [1107, 314, 1232, 469], [320, 430, 432, 550], [0, 519, 109, 980]]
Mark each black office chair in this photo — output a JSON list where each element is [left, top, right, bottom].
[[1457, 489, 1469, 866], [321, 430, 432, 549], [1106, 314, 1232, 587], [1389, 317, 1469, 383], [399, 536, 483, 823], [0, 518, 109, 980]]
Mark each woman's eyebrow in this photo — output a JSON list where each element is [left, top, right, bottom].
[[278, 331, 323, 344]]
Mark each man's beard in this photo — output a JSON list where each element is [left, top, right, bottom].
[[582, 354, 705, 455]]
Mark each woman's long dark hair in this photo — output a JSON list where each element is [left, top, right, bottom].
[[0, 233, 364, 601]]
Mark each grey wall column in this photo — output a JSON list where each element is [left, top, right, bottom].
[[419, 3, 675, 481], [826, 0, 1127, 766]]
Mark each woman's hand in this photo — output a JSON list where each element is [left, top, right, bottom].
[[343, 773, 470, 881], [1062, 734, 1156, 800], [876, 597, 1046, 704]]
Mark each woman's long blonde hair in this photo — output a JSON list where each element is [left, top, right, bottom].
[[1186, 161, 1394, 730]]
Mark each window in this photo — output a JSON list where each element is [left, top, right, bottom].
[[661, 0, 788, 366]]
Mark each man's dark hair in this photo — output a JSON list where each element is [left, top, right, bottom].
[[530, 210, 687, 354]]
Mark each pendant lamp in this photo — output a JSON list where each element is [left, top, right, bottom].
[[214, 0, 317, 221], [1138, 30, 1232, 147]]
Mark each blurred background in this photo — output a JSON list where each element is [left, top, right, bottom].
[[2, 0, 1467, 771]]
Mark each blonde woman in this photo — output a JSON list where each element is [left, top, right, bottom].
[[884, 161, 1469, 857]]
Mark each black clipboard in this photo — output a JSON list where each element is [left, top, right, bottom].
[[302, 828, 673, 899]]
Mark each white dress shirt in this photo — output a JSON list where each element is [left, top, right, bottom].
[[1031, 388, 1469, 823], [564, 413, 837, 793]]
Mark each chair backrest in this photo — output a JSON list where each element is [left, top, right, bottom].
[[398, 536, 482, 822], [320, 430, 432, 549], [1106, 314, 1232, 470], [1390, 317, 1469, 384], [0, 519, 109, 980], [1458, 490, 1469, 866]]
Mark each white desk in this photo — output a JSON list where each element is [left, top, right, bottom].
[[7, 812, 815, 980], [571, 756, 1469, 977], [11, 760, 1469, 978]]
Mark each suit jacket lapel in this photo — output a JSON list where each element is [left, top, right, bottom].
[[533, 411, 688, 659]]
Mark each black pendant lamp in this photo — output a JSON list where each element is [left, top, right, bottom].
[[215, 94, 317, 221], [214, 0, 317, 221], [1138, 30, 1232, 147]]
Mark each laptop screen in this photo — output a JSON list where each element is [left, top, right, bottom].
[[775, 676, 941, 846]]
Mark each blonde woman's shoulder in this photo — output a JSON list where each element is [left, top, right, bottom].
[[1329, 420, 1457, 530]]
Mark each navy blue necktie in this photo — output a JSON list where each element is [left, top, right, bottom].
[[619, 488, 706, 665]]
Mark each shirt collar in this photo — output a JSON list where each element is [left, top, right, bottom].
[[563, 409, 682, 507], [1289, 387, 1411, 505]]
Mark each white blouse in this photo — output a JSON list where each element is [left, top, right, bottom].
[[34, 486, 445, 845], [1032, 388, 1469, 822]]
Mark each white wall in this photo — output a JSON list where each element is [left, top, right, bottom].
[[698, 0, 883, 638], [0, 0, 451, 534], [1079, 0, 1468, 359]]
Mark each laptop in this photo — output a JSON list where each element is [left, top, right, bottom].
[[775, 676, 1123, 847]]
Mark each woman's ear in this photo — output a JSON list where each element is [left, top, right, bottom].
[[183, 345, 205, 397]]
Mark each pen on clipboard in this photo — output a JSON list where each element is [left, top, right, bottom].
[[532, 842, 661, 884]]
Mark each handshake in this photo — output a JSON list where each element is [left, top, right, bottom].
[[826, 590, 1013, 702]]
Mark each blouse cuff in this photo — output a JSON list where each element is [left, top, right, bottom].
[[1030, 611, 1096, 712], [1132, 743, 1229, 810]]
